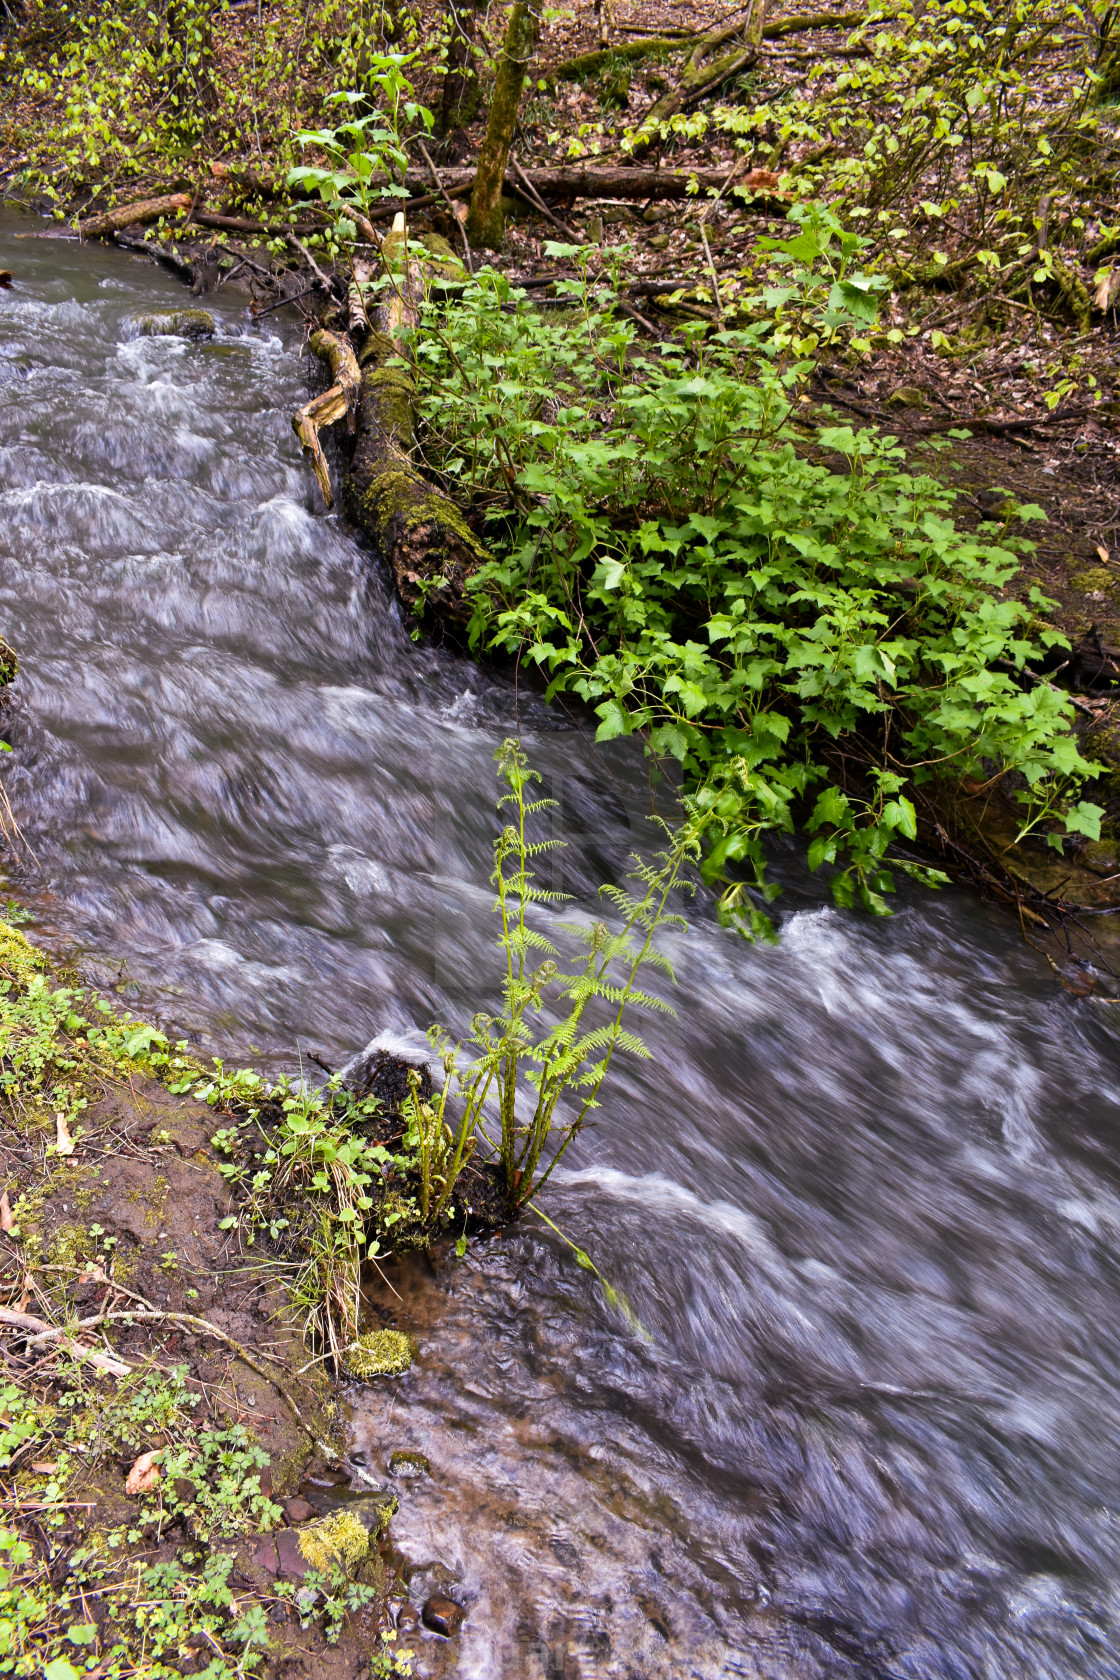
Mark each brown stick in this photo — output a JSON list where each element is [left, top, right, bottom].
[[0, 1307, 131, 1378], [78, 194, 192, 240], [507, 152, 586, 244]]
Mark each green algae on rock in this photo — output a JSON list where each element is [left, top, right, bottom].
[[341, 1329, 413, 1378], [132, 308, 216, 340]]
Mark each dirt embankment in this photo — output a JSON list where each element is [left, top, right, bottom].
[[0, 914, 460, 1676]]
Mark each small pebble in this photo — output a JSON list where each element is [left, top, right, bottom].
[[281, 1495, 316, 1524], [422, 1594, 465, 1637], [396, 1601, 422, 1633]]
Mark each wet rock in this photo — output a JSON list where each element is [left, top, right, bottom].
[[388, 1451, 429, 1479], [342, 1329, 413, 1378], [254, 1495, 398, 1580], [281, 1495, 316, 1523], [422, 1594, 465, 1637], [132, 308, 215, 340], [1081, 839, 1120, 875], [886, 384, 929, 408], [396, 1601, 422, 1633], [303, 1467, 350, 1488]]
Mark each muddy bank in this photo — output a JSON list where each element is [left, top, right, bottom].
[[0, 916, 473, 1675]]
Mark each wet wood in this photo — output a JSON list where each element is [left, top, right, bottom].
[[78, 193, 193, 239], [291, 328, 361, 508]]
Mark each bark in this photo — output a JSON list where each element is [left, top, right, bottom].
[[292, 328, 361, 508], [439, 0, 482, 134], [297, 229, 487, 624], [466, 0, 541, 249], [548, 9, 864, 83], [78, 193, 193, 239]]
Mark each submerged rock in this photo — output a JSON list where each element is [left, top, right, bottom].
[[422, 1594, 465, 1637], [388, 1450, 429, 1479], [342, 1329, 413, 1378], [131, 308, 215, 340], [396, 1601, 421, 1633]]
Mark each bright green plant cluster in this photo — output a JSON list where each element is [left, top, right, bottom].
[[1, 0, 425, 198], [413, 208, 1101, 929], [405, 739, 692, 1210]]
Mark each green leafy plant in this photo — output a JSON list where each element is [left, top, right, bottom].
[[288, 55, 433, 226], [410, 740, 693, 1210], [413, 210, 1101, 931]]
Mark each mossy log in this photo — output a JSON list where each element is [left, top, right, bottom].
[[78, 193, 193, 239], [548, 8, 867, 82], [299, 230, 487, 625], [342, 334, 487, 623]]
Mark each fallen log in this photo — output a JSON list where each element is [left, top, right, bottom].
[[189, 208, 321, 237], [547, 8, 868, 82], [298, 221, 488, 623], [78, 193, 192, 240], [438, 163, 774, 203]]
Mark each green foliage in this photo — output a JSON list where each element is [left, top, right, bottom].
[[288, 56, 433, 225], [630, 1, 1120, 337], [1, 0, 426, 198], [412, 211, 1101, 929], [420, 741, 692, 1207]]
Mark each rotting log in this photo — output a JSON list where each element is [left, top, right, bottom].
[[78, 193, 192, 239], [547, 7, 866, 82], [297, 223, 488, 623], [292, 328, 361, 507]]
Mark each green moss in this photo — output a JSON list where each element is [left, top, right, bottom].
[[0, 922, 44, 984], [295, 1508, 370, 1574], [341, 1329, 412, 1377], [0, 636, 18, 687], [1070, 566, 1115, 595], [132, 309, 215, 340]]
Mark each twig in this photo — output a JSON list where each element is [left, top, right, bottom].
[[698, 221, 725, 319], [417, 138, 473, 272], [0, 1308, 131, 1378], [23, 1309, 338, 1460], [616, 297, 662, 337], [286, 233, 332, 290], [507, 152, 586, 245], [251, 283, 318, 318]]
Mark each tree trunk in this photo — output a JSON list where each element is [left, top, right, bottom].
[[298, 225, 488, 624], [439, 0, 481, 134], [465, 0, 541, 249]]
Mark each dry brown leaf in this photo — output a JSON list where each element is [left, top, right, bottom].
[[54, 1115, 74, 1157], [30, 1461, 57, 1474], [0, 1191, 13, 1233], [125, 1450, 161, 1496]]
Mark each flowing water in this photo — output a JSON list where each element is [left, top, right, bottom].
[[3, 212, 1120, 1679]]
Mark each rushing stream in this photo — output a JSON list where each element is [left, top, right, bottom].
[[4, 212, 1120, 1679]]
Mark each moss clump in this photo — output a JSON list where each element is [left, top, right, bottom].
[[341, 1330, 412, 1378], [0, 636, 18, 687], [132, 309, 215, 340], [295, 1508, 370, 1575], [0, 922, 44, 985], [1070, 566, 1115, 595]]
